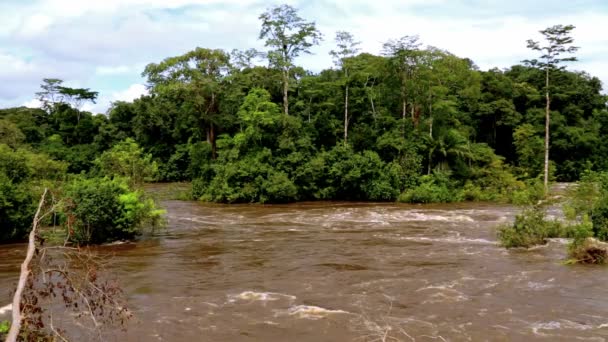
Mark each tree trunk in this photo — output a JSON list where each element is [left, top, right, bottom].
[[344, 84, 349, 146], [544, 67, 550, 196], [210, 123, 216, 160], [427, 149, 432, 175], [6, 189, 48, 342], [402, 99, 407, 136], [365, 76, 376, 121], [427, 117, 433, 175], [283, 69, 289, 115]]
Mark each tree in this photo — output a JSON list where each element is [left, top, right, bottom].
[[95, 138, 158, 185], [143, 48, 231, 159], [330, 31, 360, 145], [230, 48, 261, 70], [35, 78, 63, 113], [35, 79, 98, 120], [58, 86, 98, 118], [382, 36, 422, 125], [259, 4, 322, 115], [525, 24, 578, 194]]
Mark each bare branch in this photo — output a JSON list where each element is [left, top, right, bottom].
[[6, 188, 48, 342]]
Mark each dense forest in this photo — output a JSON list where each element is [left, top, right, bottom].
[[1, 5, 607, 241]]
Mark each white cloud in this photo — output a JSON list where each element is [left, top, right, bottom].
[[111, 84, 148, 102], [1, 0, 607, 112], [22, 98, 42, 109], [83, 84, 148, 114], [96, 65, 132, 75], [18, 14, 54, 36]]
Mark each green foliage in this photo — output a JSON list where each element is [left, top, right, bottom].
[[95, 138, 158, 185], [1, 19, 607, 211], [566, 215, 606, 264], [0, 320, 9, 336], [510, 180, 545, 205], [399, 173, 459, 203], [0, 144, 67, 242], [513, 123, 543, 178], [197, 149, 298, 203], [62, 177, 164, 244], [0, 172, 36, 241], [158, 144, 190, 181], [591, 197, 608, 241], [0, 119, 25, 147], [563, 171, 608, 241], [497, 206, 564, 248]]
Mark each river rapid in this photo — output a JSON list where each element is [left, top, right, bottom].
[[1, 189, 608, 341]]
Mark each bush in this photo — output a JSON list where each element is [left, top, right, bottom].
[[591, 197, 608, 241], [510, 179, 545, 205], [304, 146, 400, 201], [0, 144, 64, 242], [95, 138, 157, 185], [567, 216, 607, 264], [398, 173, 459, 203], [497, 206, 564, 248], [564, 171, 608, 241], [158, 144, 190, 181], [198, 149, 299, 204], [0, 172, 36, 242], [62, 177, 164, 244]]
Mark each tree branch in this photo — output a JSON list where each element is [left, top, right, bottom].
[[6, 188, 48, 342]]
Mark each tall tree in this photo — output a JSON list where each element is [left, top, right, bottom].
[[35, 79, 98, 119], [35, 78, 63, 113], [259, 4, 322, 115], [525, 24, 578, 194], [142, 48, 231, 159], [330, 31, 360, 146], [230, 48, 261, 70], [382, 36, 422, 125], [57, 87, 98, 122]]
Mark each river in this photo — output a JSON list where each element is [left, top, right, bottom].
[[1, 191, 608, 341]]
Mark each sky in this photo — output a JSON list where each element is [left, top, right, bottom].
[[1, 0, 607, 113]]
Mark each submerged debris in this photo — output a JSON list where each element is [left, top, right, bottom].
[[569, 238, 608, 264]]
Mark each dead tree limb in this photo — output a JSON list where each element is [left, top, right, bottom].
[[6, 188, 48, 342]]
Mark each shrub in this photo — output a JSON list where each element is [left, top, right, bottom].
[[62, 177, 164, 244], [567, 216, 607, 264], [0, 320, 9, 339], [398, 173, 459, 203], [0, 172, 36, 242], [510, 179, 545, 205], [158, 144, 190, 181], [591, 196, 608, 241], [564, 171, 608, 241], [95, 138, 157, 185], [305, 146, 399, 201], [497, 206, 564, 248]]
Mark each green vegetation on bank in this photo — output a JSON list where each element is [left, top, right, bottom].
[[0, 138, 164, 244], [1, 5, 607, 242], [498, 171, 608, 264]]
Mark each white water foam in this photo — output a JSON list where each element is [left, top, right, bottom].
[[276, 305, 349, 320], [527, 281, 554, 290], [381, 235, 495, 245], [532, 319, 597, 336], [275, 209, 479, 228], [0, 303, 11, 315], [227, 291, 296, 303]]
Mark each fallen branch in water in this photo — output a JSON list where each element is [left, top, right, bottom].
[[6, 188, 48, 342], [5, 188, 132, 342]]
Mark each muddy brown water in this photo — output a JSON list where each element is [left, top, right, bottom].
[[1, 186, 608, 341]]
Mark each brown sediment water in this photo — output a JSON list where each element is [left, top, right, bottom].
[[1, 185, 607, 341]]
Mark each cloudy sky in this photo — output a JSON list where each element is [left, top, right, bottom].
[[1, 0, 607, 113]]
